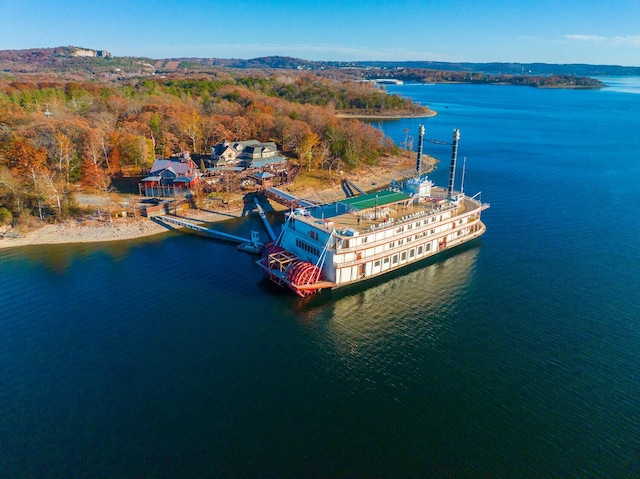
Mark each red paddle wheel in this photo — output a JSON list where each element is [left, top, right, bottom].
[[286, 261, 324, 297]]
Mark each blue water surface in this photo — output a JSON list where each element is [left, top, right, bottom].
[[1, 79, 639, 478]]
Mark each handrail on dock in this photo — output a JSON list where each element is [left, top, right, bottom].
[[155, 215, 254, 245]]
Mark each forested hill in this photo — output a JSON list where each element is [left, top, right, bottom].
[[2, 47, 638, 86], [357, 61, 640, 77]]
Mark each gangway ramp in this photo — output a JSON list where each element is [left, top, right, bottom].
[[342, 179, 366, 196], [252, 198, 277, 242], [264, 187, 318, 208]]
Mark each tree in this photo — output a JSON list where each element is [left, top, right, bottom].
[[40, 169, 64, 217], [285, 119, 311, 153], [54, 130, 73, 185], [0, 72, 404, 223], [84, 127, 110, 171], [140, 137, 155, 173], [180, 109, 201, 153], [297, 132, 320, 171], [325, 125, 345, 158], [0, 166, 24, 214], [81, 157, 113, 222], [230, 116, 252, 140], [9, 139, 48, 219], [203, 116, 232, 148], [0, 206, 12, 237], [272, 116, 290, 151]]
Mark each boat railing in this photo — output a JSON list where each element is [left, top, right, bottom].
[[334, 204, 486, 253], [367, 201, 458, 232]]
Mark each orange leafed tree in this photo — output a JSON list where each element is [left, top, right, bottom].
[[8, 138, 49, 218]]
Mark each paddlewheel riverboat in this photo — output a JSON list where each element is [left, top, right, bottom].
[[257, 126, 489, 297]]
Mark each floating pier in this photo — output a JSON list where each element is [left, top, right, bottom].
[[153, 197, 281, 255], [154, 215, 263, 254]]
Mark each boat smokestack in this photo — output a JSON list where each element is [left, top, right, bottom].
[[448, 129, 460, 198], [416, 124, 425, 177]]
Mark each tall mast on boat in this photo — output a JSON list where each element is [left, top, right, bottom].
[[448, 129, 460, 199], [415, 124, 425, 177], [460, 156, 467, 194]]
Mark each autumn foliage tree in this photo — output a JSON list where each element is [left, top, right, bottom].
[[8, 138, 49, 219], [0, 72, 411, 222]]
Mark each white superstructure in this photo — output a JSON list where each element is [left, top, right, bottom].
[[257, 127, 489, 296]]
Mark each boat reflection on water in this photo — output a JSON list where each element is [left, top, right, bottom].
[[291, 243, 481, 349]]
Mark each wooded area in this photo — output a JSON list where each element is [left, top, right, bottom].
[[384, 69, 604, 88], [0, 72, 425, 228]]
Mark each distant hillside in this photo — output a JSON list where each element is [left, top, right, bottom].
[[2, 47, 638, 81], [0, 46, 110, 64], [358, 61, 640, 77], [151, 55, 640, 76], [150, 55, 328, 72], [0, 46, 154, 77]]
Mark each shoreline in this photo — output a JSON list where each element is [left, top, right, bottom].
[[0, 157, 431, 250], [0, 208, 246, 250], [336, 110, 437, 120]]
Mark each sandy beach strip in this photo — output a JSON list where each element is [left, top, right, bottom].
[[0, 208, 245, 250]]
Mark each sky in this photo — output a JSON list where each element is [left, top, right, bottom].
[[2, 0, 640, 66]]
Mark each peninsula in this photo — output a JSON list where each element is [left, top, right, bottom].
[[0, 45, 615, 247]]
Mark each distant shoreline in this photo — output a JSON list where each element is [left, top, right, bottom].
[[336, 110, 438, 120]]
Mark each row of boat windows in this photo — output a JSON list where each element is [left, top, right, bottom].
[[356, 217, 463, 249], [387, 229, 439, 249], [408, 216, 443, 229], [296, 239, 320, 257], [372, 243, 432, 268], [363, 216, 444, 241], [399, 217, 463, 234], [380, 225, 465, 255]]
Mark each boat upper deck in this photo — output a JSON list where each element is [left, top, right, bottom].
[[297, 187, 485, 237]]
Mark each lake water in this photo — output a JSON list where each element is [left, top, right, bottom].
[[1, 78, 640, 478]]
